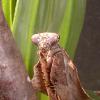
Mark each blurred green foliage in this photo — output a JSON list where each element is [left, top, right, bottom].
[[2, 0, 91, 99]]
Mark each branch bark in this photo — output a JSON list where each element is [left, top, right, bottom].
[[0, 1, 37, 100]]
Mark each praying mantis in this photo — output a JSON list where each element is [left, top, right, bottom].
[[31, 32, 91, 100]]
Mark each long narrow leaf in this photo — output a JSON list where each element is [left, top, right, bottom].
[[2, 0, 87, 100], [59, 0, 86, 59], [12, 0, 39, 77], [10, 0, 16, 26], [2, 0, 16, 27], [2, 0, 11, 26]]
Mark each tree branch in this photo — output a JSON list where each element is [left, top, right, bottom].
[[0, 0, 37, 100]]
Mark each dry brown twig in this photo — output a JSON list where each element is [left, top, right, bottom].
[[31, 32, 91, 100]]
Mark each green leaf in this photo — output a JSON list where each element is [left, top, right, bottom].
[[35, 0, 67, 32], [2, 0, 87, 99], [59, 0, 86, 59], [2, 0, 16, 27], [2, 0, 10, 26], [12, 0, 39, 77], [10, 0, 17, 25]]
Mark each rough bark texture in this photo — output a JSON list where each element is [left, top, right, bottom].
[[0, 1, 37, 100], [75, 0, 100, 90]]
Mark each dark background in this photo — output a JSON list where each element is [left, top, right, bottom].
[[75, 0, 100, 90]]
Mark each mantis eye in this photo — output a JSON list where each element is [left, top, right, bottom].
[[31, 34, 39, 45], [47, 33, 60, 46]]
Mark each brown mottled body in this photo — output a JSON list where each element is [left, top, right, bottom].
[[31, 32, 91, 100]]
